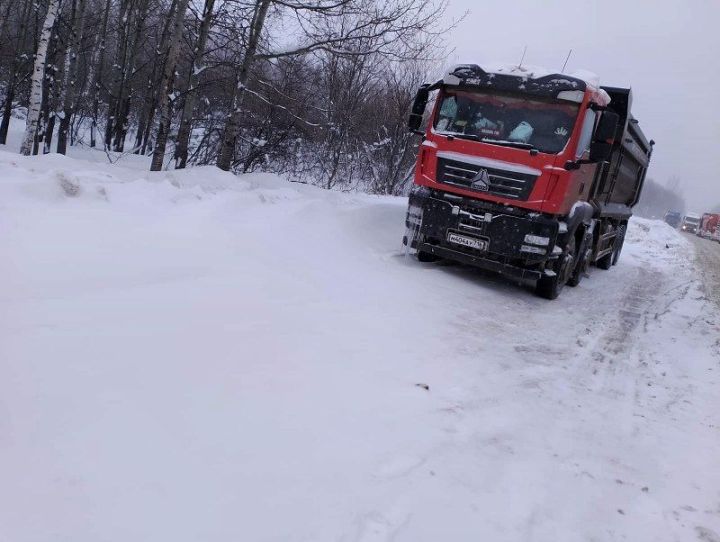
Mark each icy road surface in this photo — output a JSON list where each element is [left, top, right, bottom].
[[1, 150, 719, 542]]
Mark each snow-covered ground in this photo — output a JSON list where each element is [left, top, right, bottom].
[[1, 141, 719, 541]]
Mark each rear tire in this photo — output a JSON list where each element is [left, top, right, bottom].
[[611, 223, 627, 265], [596, 251, 612, 270]]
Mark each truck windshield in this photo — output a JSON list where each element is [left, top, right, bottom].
[[433, 89, 580, 154]]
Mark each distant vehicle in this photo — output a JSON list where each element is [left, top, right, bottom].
[[681, 214, 701, 234], [698, 213, 720, 241], [663, 210, 682, 229], [403, 63, 653, 299]]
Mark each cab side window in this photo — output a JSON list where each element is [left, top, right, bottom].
[[435, 96, 458, 131], [575, 109, 597, 158]]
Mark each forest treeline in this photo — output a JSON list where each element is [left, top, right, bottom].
[[0, 0, 454, 193], [634, 176, 687, 219]]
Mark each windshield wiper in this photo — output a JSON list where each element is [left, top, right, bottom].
[[480, 138, 536, 151], [438, 132, 480, 141], [438, 132, 541, 151]]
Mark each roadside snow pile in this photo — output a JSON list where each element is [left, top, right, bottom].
[[626, 215, 688, 248], [2, 150, 719, 542], [624, 216, 694, 266]]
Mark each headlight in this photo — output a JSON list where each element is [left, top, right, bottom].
[[521, 245, 547, 255], [406, 205, 423, 226], [524, 234, 550, 246]]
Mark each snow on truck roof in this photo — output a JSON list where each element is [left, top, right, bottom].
[[443, 63, 611, 104]]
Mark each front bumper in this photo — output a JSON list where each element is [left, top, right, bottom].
[[406, 189, 560, 281]]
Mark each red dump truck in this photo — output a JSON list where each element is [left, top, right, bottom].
[[698, 213, 720, 241], [403, 64, 654, 299]]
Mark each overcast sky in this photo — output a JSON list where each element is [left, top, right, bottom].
[[443, 0, 720, 211]]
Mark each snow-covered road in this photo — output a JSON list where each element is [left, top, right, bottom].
[[1, 150, 719, 542]]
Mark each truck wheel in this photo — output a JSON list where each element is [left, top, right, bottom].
[[405, 220, 440, 263], [535, 272, 562, 300], [611, 223, 627, 265], [567, 235, 589, 287], [536, 238, 575, 299], [417, 249, 441, 263], [596, 250, 613, 270]]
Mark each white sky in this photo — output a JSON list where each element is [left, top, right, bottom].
[[444, 0, 720, 211]]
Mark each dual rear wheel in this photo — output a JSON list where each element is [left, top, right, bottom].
[[597, 221, 627, 270]]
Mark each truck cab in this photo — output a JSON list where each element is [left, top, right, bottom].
[[698, 213, 720, 241], [664, 210, 683, 229], [681, 214, 701, 234], [404, 64, 653, 299]]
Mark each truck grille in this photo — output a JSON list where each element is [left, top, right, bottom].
[[437, 157, 538, 201]]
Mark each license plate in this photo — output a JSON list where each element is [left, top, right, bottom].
[[447, 231, 488, 251]]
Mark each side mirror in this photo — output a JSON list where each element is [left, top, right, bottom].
[[589, 141, 612, 162], [589, 111, 620, 162], [408, 84, 430, 132], [594, 111, 619, 144]]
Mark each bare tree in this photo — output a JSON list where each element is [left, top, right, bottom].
[[56, 0, 88, 154], [20, 0, 60, 155], [105, 0, 152, 151], [215, 0, 271, 171], [4, 0, 457, 198], [173, 0, 216, 169], [134, 0, 179, 155], [88, 0, 112, 147], [149, 0, 191, 170], [40, 33, 63, 154], [214, 0, 450, 171], [0, 0, 33, 144]]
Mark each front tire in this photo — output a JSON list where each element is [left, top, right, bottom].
[[536, 237, 576, 300], [567, 233, 591, 287], [535, 272, 563, 300], [417, 249, 441, 263]]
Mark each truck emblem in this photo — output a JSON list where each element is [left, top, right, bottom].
[[470, 169, 491, 191], [554, 126, 568, 136]]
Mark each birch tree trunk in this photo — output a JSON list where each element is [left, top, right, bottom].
[[173, 0, 215, 169], [19, 0, 60, 156], [216, 0, 271, 172], [42, 40, 63, 154], [149, 0, 191, 171]]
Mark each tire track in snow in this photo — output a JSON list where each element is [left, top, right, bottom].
[[587, 267, 662, 368]]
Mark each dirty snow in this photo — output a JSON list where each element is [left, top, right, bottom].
[[1, 144, 719, 542]]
